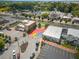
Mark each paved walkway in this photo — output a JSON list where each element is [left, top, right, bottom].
[[29, 27, 45, 39]]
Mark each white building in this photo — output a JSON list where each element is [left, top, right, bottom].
[[43, 26, 62, 42], [43, 25, 79, 44], [17, 24, 25, 31], [68, 28, 79, 38], [72, 17, 79, 24]]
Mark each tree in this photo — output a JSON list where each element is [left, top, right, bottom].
[[60, 19, 62, 23], [0, 37, 5, 50], [52, 19, 54, 22], [38, 23, 41, 28], [41, 13, 49, 19], [8, 36, 11, 44], [38, 16, 41, 19], [15, 37, 18, 41], [72, 21, 74, 24], [64, 19, 68, 23], [23, 33, 26, 37], [5, 35, 8, 39], [45, 23, 49, 28]]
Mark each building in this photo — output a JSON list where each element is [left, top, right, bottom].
[[17, 24, 25, 31], [37, 44, 76, 59], [17, 20, 36, 32], [61, 27, 79, 46], [43, 26, 62, 43], [67, 28, 79, 45], [62, 16, 71, 21], [72, 17, 79, 24], [0, 32, 4, 34], [43, 25, 79, 45], [0, 17, 9, 25], [68, 28, 79, 38], [41, 26, 78, 59], [49, 11, 61, 20]]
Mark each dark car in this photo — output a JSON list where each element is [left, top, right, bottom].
[[17, 53, 20, 59]]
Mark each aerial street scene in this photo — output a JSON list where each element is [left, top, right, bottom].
[[0, 0, 79, 59]]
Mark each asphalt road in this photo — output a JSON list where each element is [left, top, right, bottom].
[[3, 16, 19, 27], [49, 21, 79, 29], [0, 34, 39, 59]]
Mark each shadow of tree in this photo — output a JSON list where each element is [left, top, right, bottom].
[[0, 51, 4, 55]]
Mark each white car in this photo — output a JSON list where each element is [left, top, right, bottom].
[[12, 50, 16, 56]]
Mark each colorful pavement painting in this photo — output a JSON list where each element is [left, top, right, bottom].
[[29, 27, 45, 38]]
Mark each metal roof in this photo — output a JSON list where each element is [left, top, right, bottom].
[[43, 26, 62, 39], [68, 28, 79, 38], [37, 44, 75, 59]]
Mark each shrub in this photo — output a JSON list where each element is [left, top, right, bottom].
[[23, 33, 26, 37], [0, 37, 5, 50]]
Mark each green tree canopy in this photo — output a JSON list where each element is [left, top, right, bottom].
[[41, 13, 49, 18], [0, 37, 5, 49]]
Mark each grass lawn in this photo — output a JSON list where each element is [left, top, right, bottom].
[[40, 21, 48, 27], [0, 7, 10, 12], [62, 43, 79, 59], [62, 43, 75, 49], [76, 53, 79, 59]]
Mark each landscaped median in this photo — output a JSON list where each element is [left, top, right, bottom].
[[20, 42, 28, 53]]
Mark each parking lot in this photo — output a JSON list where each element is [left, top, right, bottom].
[[2, 28, 24, 42]]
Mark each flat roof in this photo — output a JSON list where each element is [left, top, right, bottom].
[[17, 24, 25, 28], [43, 26, 62, 39], [68, 28, 79, 38], [22, 20, 35, 26], [37, 44, 75, 59], [72, 17, 79, 20], [62, 16, 71, 19]]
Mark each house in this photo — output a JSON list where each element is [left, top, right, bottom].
[[62, 16, 71, 21], [49, 11, 60, 20], [43, 26, 62, 43]]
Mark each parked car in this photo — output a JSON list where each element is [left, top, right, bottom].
[[4, 43, 9, 50], [12, 50, 16, 56], [17, 53, 20, 59]]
